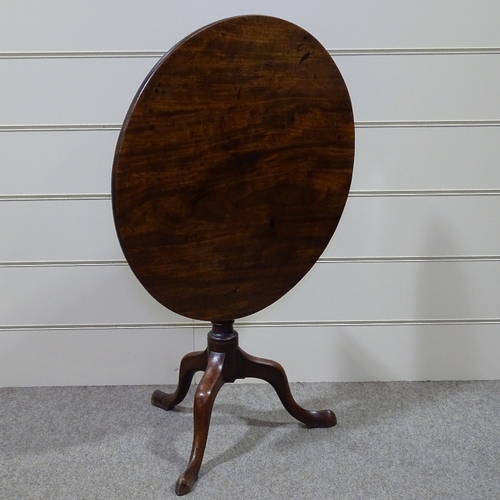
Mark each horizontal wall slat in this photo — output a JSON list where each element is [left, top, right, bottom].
[[328, 195, 500, 258], [3, 322, 499, 386], [0, 58, 155, 125], [0, 199, 122, 262], [245, 260, 500, 323], [0, 328, 193, 387], [2, 322, 499, 386], [212, 324, 500, 383], [2, 1, 500, 52], [0, 127, 500, 195], [0, 266, 186, 326], [2, 126, 500, 196], [1, 262, 499, 327], [0, 130, 118, 195], [2, 196, 499, 262], [352, 126, 500, 191], [335, 54, 500, 122], [2, 54, 500, 125]]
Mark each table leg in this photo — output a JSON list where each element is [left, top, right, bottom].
[[238, 348, 336, 428], [175, 351, 226, 495], [152, 350, 208, 410]]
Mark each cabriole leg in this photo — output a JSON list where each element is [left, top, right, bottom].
[[151, 350, 208, 410], [175, 351, 226, 495], [238, 348, 336, 428]]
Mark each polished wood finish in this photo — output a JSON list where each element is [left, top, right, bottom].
[[112, 15, 354, 496], [112, 15, 354, 322], [151, 322, 336, 495]]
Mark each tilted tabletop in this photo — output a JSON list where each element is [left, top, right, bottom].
[[112, 15, 354, 322]]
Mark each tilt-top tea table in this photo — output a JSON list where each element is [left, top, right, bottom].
[[112, 15, 354, 495]]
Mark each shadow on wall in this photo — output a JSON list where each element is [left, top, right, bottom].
[[413, 217, 477, 380]]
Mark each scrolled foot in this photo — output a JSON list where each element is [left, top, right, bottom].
[[175, 470, 197, 496], [151, 389, 177, 410], [304, 409, 337, 428]]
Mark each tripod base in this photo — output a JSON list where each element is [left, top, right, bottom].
[[151, 321, 336, 495]]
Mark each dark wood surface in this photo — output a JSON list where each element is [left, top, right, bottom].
[[112, 15, 354, 321]]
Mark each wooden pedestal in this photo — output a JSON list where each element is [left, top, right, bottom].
[[151, 321, 336, 495]]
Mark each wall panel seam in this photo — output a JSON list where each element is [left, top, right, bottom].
[[318, 256, 500, 263], [356, 120, 500, 128], [0, 260, 127, 268], [3, 189, 500, 202], [0, 125, 120, 132], [1, 318, 500, 331], [0, 51, 166, 59], [329, 48, 500, 56], [2, 48, 500, 59], [0, 194, 111, 201], [2, 256, 500, 268], [349, 189, 500, 197], [2, 120, 500, 133]]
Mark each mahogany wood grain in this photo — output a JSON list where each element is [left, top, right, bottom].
[[112, 15, 354, 322]]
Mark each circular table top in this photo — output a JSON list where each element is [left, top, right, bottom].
[[112, 15, 354, 322]]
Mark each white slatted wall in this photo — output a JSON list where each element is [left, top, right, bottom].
[[1, 1, 499, 386]]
